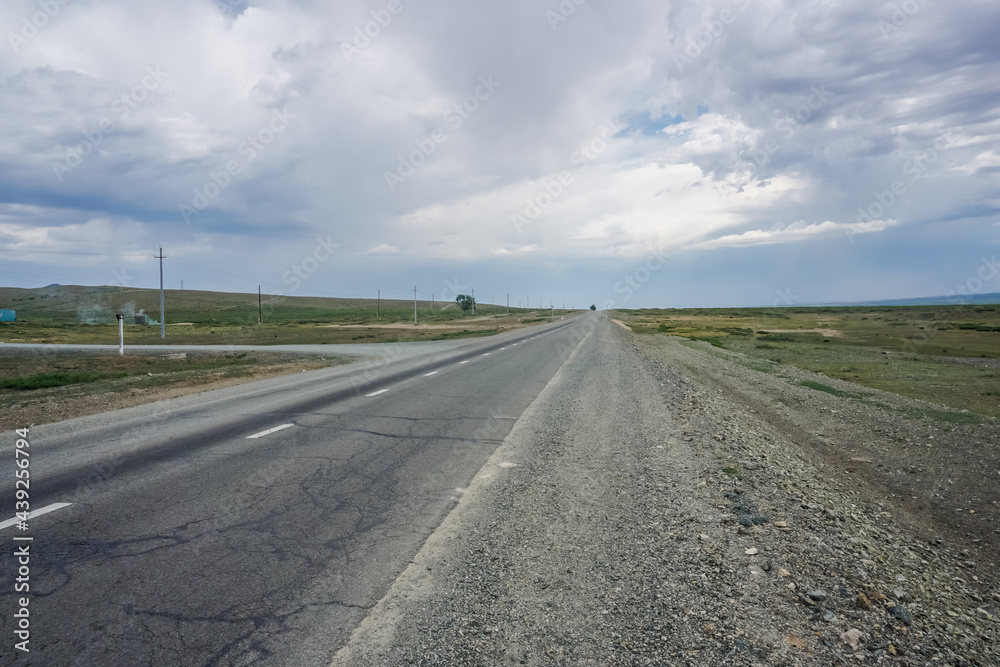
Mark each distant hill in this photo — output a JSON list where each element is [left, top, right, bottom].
[[820, 293, 1000, 307], [0, 284, 423, 324], [0, 284, 519, 326]]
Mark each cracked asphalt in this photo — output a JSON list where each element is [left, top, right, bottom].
[[0, 317, 582, 665]]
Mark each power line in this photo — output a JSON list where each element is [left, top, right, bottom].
[[171, 249, 274, 282]]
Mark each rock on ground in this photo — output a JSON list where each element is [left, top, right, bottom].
[[332, 317, 999, 666]]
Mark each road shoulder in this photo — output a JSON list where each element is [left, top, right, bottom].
[[330, 320, 999, 665]]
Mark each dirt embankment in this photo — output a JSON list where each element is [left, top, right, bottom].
[[334, 320, 998, 666], [0, 351, 338, 430]]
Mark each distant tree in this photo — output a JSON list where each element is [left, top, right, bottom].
[[456, 294, 475, 312], [590, 304, 597, 310]]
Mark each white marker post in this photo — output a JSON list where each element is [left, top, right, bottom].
[[116, 314, 124, 355]]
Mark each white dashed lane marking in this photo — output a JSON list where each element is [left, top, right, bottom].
[[459, 361, 469, 364], [0, 503, 73, 531], [247, 423, 295, 439], [366, 389, 389, 397], [423, 371, 438, 377]]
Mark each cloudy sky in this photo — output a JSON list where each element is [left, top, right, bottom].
[[1, 0, 999, 308]]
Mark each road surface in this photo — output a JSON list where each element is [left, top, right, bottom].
[[0, 315, 586, 665]]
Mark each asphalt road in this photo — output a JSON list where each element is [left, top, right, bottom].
[[0, 340, 465, 359], [0, 315, 589, 666]]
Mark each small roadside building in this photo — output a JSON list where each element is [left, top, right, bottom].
[[0, 310, 15, 322]]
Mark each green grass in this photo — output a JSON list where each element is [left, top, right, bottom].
[[0, 285, 567, 346], [0, 351, 338, 396], [619, 304, 1000, 418], [0, 371, 128, 390], [722, 465, 745, 480], [865, 400, 984, 425], [757, 334, 795, 342], [430, 329, 500, 340], [691, 336, 726, 348], [798, 380, 866, 399]]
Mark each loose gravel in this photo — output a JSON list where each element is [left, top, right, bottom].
[[332, 317, 999, 666]]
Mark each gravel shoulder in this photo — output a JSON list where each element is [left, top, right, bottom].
[[331, 316, 999, 666]]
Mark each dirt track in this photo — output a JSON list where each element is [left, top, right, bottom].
[[334, 316, 999, 665]]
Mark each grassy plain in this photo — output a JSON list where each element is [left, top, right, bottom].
[[0, 285, 564, 346], [0, 349, 340, 430], [616, 304, 1000, 418], [0, 285, 570, 423]]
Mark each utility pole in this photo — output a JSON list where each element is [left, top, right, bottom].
[[258, 285, 262, 325], [116, 314, 124, 355], [413, 286, 418, 325], [154, 246, 166, 338]]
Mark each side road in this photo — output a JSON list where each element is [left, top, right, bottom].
[[333, 316, 999, 666]]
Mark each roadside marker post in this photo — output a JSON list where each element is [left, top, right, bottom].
[[116, 313, 124, 355]]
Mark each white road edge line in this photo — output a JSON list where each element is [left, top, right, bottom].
[[247, 423, 295, 439], [0, 503, 73, 531], [366, 389, 389, 397], [423, 371, 438, 377]]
